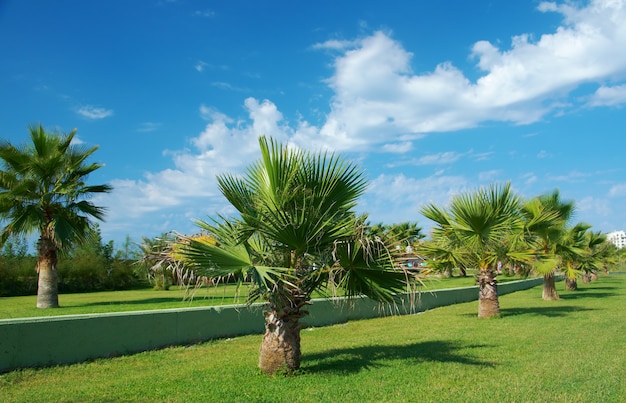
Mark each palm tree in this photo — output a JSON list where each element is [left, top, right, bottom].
[[416, 233, 464, 278], [136, 232, 178, 290], [558, 223, 587, 291], [521, 190, 574, 300], [577, 230, 610, 285], [369, 221, 424, 247], [177, 136, 409, 375], [0, 124, 112, 308], [421, 183, 529, 318]]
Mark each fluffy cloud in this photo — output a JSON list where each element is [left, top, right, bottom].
[[100, 97, 294, 238], [101, 0, 626, 241], [315, 0, 626, 150], [588, 84, 626, 106], [75, 105, 113, 119], [360, 173, 468, 227], [609, 183, 626, 197]]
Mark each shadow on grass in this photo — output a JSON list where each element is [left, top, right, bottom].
[[572, 285, 617, 291], [560, 292, 618, 300], [498, 305, 597, 317], [302, 340, 494, 374]]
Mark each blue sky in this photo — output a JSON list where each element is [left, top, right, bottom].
[[1, 0, 625, 249]]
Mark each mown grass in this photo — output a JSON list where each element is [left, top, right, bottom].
[[1, 274, 624, 402], [0, 273, 487, 320]]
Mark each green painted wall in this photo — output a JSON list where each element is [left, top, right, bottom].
[[0, 277, 543, 373]]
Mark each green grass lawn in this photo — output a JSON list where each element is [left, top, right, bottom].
[[1, 274, 624, 402], [0, 273, 487, 320]]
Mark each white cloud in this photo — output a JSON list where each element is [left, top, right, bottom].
[[211, 82, 248, 92], [195, 61, 228, 73], [382, 142, 413, 153], [361, 173, 468, 227], [100, 0, 626, 241], [548, 170, 592, 182], [137, 122, 162, 132], [609, 183, 626, 196], [101, 97, 295, 238], [69, 135, 84, 145], [577, 195, 611, 217], [193, 9, 215, 18], [195, 61, 208, 72], [312, 39, 358, 51], [417, 151, 464, 165], [478, 170, 502, 182], [537, 150, 551, 159], [472, 151, 494, 161], [311, 0, 626, 150], [75, 105, 113, 119], [587, 84, 626, 106], [521, 172, 538, 185]]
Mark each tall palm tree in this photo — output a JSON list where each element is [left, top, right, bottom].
[[421, 183, 529, 318], [177, 136, 409, 375], [521, 190, 574, 300], [0, 124, 112, 308]]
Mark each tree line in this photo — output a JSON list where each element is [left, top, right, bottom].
[[0, 226, 147, 297], [1, 125, 623, 376]]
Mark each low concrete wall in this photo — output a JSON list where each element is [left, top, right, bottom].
[[0, 277, 543, 373]]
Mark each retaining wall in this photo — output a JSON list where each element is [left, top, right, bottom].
[[0, 277, 543, 373]]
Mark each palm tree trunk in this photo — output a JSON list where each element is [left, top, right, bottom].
[[542, 272, 559, 300], [590, 272, 598, 281], [477, 268, 500, 318], [565, 277, 577, 291], [36, 236, 59, 308], [258, 302, 306, 375]]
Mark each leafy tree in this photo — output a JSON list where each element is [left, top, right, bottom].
[[421, 183, 532, 318], [614, 245, 626, 272], [0, 124, 112, 307], [368, 221, 424, 248], [115, 234, 139, 260], [177, 136, 409, 375], [1, 233, 30, 258]]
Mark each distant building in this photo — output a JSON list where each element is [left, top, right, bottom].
[[607, 230, 626, 249]]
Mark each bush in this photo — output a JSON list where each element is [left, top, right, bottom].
[[0, 256, 38, 296], [0, 256, 147, 297]]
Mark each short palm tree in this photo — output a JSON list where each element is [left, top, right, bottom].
[[421, 183, 528, 318], [556, 222, 590, 291], [577, 230, 610, 285], [521, 190, 574, 300], [0, 124, 112, 308], [177, 136, 409, 375]]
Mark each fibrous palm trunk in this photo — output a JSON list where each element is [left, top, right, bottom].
[[36, 236, 59, 308], [477, 268, 500, 318], [258, 298, 308, 375], [565, 277, 577, 291], [542, 272, 559, 300]]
